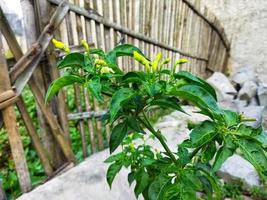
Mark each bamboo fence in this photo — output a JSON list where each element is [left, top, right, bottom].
[[0, 0, 230, 195]]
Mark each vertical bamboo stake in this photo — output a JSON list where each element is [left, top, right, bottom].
[[35, 0, 71, 144], [84, 0, 97, 154], [21, 0, 64, 167], [0, 35, 31, 193]]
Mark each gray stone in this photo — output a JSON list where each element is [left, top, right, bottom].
[[219, 99, 247, 112], [231, 67, 257, 86], [238, 81, 258, 101], [262, 106, 267, 129], [207, 72, 237, 101], [238, 105, 264, 128], [257, 83, 267, 107], [217, 155, 260, 188]]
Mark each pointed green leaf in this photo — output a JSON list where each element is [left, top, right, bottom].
[[109, 120, 128, 153], [87, 78, 103, 102], [106, 162, 122, 188], [223, 110, 239, 127], [109, 88, 135, 123], [106, 44, 146, 64], [170, 84, 221, 119], [174, 71, 217, 100], [212, 146, 235, 172], [148, 176, 171, 200], [190, 120, 217, 148], [57, 52, 85, 69], [237, 139, 267, 177], [201, 141, 217, 163], [149, 96, 186, 113], [45, 75, 84, 103], [134, 169, 150, 198]]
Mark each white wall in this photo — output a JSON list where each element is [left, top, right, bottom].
[[203, 0, 267, 83]]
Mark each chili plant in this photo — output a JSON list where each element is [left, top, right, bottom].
[[46, 40, 267, 200]]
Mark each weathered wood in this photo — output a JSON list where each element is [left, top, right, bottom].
[[35, 0, 71, 145], [0, 35, 31, 193], [16, 96, 54, 176], [21, 0, 64, 168], [0, 2, 75, 163], [9, 1, 69, 94], [68, 110, 108, 120], [48, 0, 208, 61], [0, 95, 19, 110], [0, 90, 15, 103]]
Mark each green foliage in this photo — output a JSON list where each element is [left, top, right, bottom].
[[46, 42, 267, 200]]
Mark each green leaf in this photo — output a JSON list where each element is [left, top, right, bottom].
[[89, 48, 106, 57], [201, 141, 216, 163], [254, 130, 267, 148], [122, 71, 147, 84], [127, 116, 145, 134], [109, 120, 128, 153], [148, 176, 170, 200], [236, 124, 262, 137], [237, 139, 267, 177], [170, 84, 221, 119], [106, 44, 146, 65], [134, 168, 149, 198], [45, 75, 84, 103], [106, 162, 122, 188], [190, 120, 217, 148], [109, 88, 135, 123], [213, 135, 236, 172], [128, 171, 135, 186], [213, 146, 234, 172], [57, 52, 85, 69], [144, 82, 162, 97], [149, 96, 186, 113], [87, 78, 103, 102], [223, 110, 239, 127], [104, 152, 125, 163], [177, 145, 190, 166], [174, 71, 217, 101]]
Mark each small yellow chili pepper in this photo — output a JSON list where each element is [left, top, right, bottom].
[[100, 67, 115, 74], [52, 39, 70, 54], [151, 52, 162, 72], [133, 51, 150, 72], [81, 39, 90, 52], [95, 59, 107, 67], [174, 58, 188, 65]]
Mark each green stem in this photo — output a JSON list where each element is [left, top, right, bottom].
[[137, 112, 178, 165]]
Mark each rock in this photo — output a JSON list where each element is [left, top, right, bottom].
[[238, 81, 258, 101], [219, 99, 247, 112], [262, 106, 267, 129], [207, 72, 237, 101], [238, 105, 264, 128], [231, 67, 257, 86], [248, 97, 259, 106], [217, 155, 260, 188], [257, 83, 267, 107]]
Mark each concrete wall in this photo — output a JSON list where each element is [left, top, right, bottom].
[[203, 0, 267, 82]]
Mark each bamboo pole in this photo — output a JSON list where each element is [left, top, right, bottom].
[[0, 1, 75, 163], [0, 35, 31, 193], [21, 0, 63, 168], [35, 0, 71, 144]]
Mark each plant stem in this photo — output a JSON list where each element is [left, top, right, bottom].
[[137, 112, 178, 165]]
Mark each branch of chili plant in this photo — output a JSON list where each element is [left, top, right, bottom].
[[137, 112, 178, 165]]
